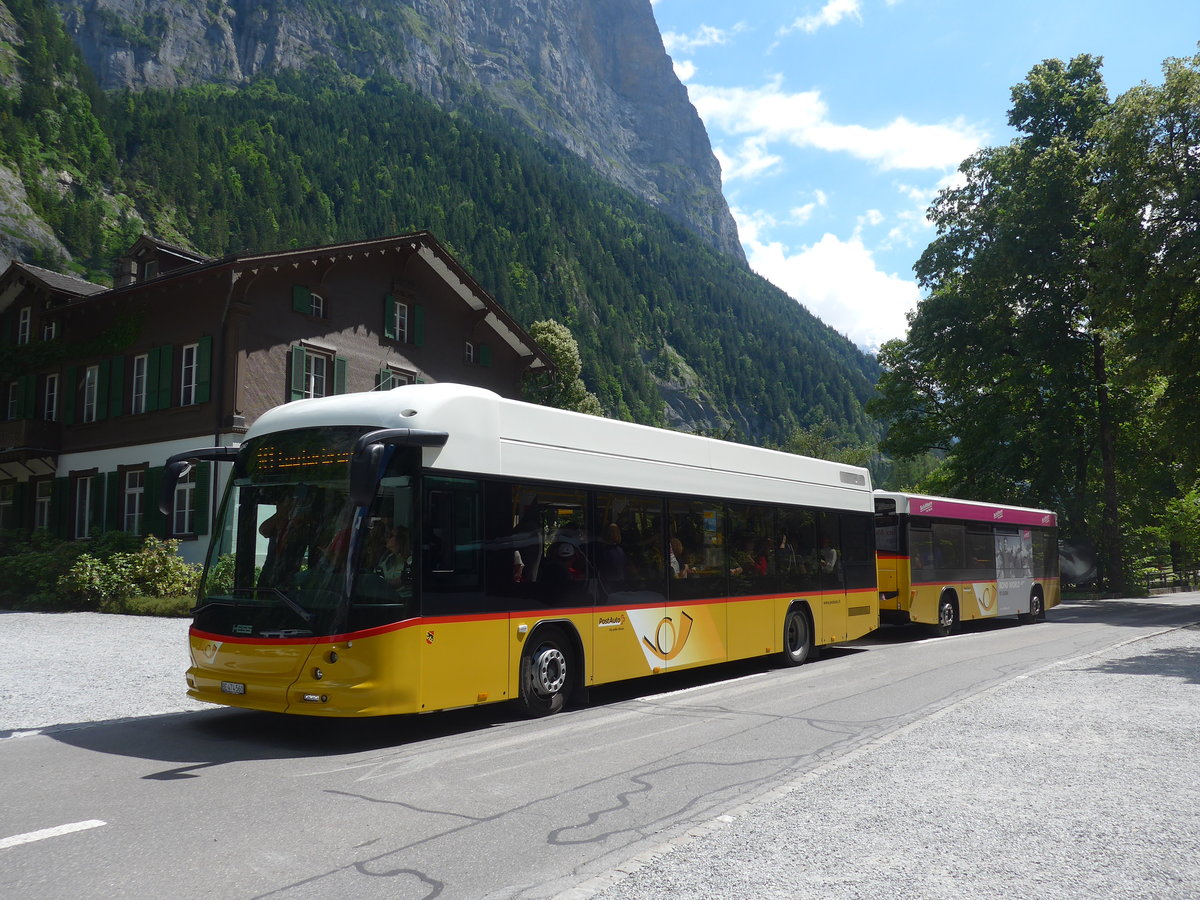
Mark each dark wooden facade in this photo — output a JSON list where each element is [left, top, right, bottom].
[[0, 233, 551, 562]]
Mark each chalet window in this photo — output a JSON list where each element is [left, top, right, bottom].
[[173, 468, 195, 536], [376, 366, 415, 391], [292, 285, 325, 318], [17, 306, 30, 345], [386, 296, 409, 342], [82, 365, 99, 423], [384, 295, 424, 346], [464, 341, 475, 365], [42, 320, 58, 341], [43, 373, 58, 421], [131, 354, 148, 414], [34, 480, 51, 531], [290, 345, 347, 402], [142, 260, 159, 280], [124, 469, 144, 535], [74, 475, 94, 539], [6, 382, 16, 420], [180, 343, 199, 406], [305, 352, 328, 398]]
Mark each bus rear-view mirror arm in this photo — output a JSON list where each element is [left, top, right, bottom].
[[349, 428, 449, 507], [158, 446, 241, 515]]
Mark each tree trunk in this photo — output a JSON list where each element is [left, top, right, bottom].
[[1093, 332, 1126, 592]]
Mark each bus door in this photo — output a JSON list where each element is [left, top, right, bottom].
[[592, 492, 672, 682], [994, 526, 1035, 617], [420, 476, 509, 710]]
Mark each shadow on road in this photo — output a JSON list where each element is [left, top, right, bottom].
[[42, 653, 848, 770]]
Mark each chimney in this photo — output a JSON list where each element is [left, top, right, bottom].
[[114, 258, 137, 288]]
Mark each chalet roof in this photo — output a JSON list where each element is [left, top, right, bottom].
[[124, 234, 211, 265], [3, 232, 552, 372], [0, 262, 107, 314]]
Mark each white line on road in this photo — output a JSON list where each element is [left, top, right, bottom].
[[0, 820, 106, 851]]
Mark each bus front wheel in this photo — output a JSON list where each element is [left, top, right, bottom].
[[933, 593, 959, 637], [519, 627, 573, 717], [781, 606, 815, 666]]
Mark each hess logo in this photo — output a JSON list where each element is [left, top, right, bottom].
[[641, 611, 695, 662]]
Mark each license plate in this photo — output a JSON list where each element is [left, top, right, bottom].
[[220, 681, 246, 695]]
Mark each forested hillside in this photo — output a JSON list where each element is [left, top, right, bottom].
[[0, 0, 880, 445]]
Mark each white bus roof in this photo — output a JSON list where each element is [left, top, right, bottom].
[[874, 490, 1057, 528], [246, 383, 874, 512]]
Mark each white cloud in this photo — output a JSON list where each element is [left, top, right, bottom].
[[715, 137, 784, 182], [736, 206, 919, 351], [689, 77, 984, 171], [673, 59, 696, 82], [662, 23, 745, 55], [781, 0, 862, 35]]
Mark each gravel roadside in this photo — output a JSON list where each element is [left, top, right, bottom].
[[574, 621, 1200, 900], [0, 610, 200, 735]]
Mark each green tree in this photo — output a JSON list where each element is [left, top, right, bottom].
[[871, 55, 1133, 590], [523, 319, 604, 416], [1096, 51, 1200, 474]]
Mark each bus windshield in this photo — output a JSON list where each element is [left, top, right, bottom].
[[196, 426, 418, 638]]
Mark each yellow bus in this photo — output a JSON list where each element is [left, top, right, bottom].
[[873, 490, 1060, 635], [162, 383, 879, 717]]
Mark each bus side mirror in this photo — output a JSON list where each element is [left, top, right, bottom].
[[158, 446, 240, 515], [350, 443, 390, 508], [348, 428, 449, 508]]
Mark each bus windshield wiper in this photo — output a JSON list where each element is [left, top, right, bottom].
[[263, 588, 315, 626]]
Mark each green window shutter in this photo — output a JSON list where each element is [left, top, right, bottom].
[[377, 367, 392, 391], [196, 336, 212, 403], [194, 462, 211, 536], [413, 304, 425, 347], [157, 345, 173, 410], [292, 285, 311, 314], [384, 295, 397, 340], [479, 344, 492, 367], [53, 477, 70, 538], [19, 374, 36, 418], [96, 360, 111, 421], [108, 357, 124, 418], [144, 467, 165, 538], [290, 346, 307, 401], [334, 356, 347, 395], [106, 471, 121, 531], [145, 348, 159, 412], [63, 366, 77, 424]]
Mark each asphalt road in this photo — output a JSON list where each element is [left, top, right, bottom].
[[2, 595, 1198, 899]]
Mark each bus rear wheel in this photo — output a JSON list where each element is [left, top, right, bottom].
[[781, 606, 815, 666], [933, 593, 959, 637], [1019, 590, 1044, 625], [519, 627, 573, 717]]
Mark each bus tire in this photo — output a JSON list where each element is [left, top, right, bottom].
[[519, 626, 573, 717], [781, 606, 815, 666], [1019, 589, 1044, 625], [933, 592, 959, 637]]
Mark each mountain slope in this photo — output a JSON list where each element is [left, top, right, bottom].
[[50, 0, 744, 261], [0, 0, 880, 446]]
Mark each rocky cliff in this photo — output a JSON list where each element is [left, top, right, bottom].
[[49, 0, 744, 261]]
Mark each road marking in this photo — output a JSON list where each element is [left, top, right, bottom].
[[0, 820, 106, 851], [637, 671, 768, 702]]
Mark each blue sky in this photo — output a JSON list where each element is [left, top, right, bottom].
[[649, 0, 1199, 351]]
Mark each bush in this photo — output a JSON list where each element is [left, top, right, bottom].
[[0, 532, 198, 614]]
